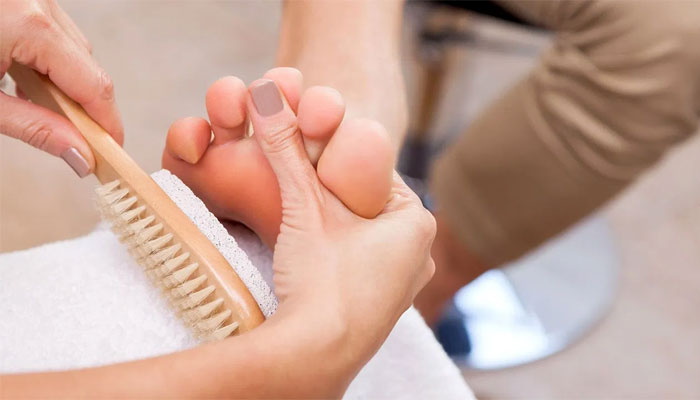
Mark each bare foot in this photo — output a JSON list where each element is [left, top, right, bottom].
[[162, 68, 394, 247]]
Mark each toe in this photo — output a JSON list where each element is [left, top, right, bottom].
[[165, 117, 212, 164], [318, 118, 394, 218], [206, 76, 248, 145], [297, 86, 345, 164], [263, 67, 303, 112]]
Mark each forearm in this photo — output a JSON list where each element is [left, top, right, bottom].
[[1, 307, 359, 399], [277, 0, 407, 151]]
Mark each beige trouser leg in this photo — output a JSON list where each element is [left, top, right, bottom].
[[431, 0, 700, 266]]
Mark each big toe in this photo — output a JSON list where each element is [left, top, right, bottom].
[[318, 118, 394, 218]]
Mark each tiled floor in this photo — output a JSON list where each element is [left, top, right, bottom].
[[1, 2, 698, 398]]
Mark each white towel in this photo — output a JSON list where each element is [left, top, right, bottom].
[[0, 171, 472, 400]]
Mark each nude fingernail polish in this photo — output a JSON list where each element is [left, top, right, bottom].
[[250, 80, 283, 116], [60, 147, 90, 178]]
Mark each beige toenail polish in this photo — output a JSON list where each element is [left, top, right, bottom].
[[60, 147, 91, 178], [250, 80, 283, 116]]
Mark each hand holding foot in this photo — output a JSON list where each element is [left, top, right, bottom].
[[162, 68, 395, 247], [246, 78, 436, 395]]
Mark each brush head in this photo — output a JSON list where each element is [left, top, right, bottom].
[[7, 63, 270, 340], [96, 179, 239, 341]]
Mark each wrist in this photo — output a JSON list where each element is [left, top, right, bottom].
[[261, 299, 363, 396]]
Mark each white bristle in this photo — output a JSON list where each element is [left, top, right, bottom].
[[141, 232, 173, 254], [122, 227, 160, 251], [210, 322, 239, 341], [149, 261, 194, 287], [131, 224, 162, 246], [176, 285, 215, 310], [116, 218, 147, 239], [127, 232, 173, 260], [125, 216, 155, 235], [171, 275, 207, 298], [118, 205, 146, 224], [127, 244, 150, 260], [102, 188, 129, 205], [111, 196, 138, 215], [195, 310, 231, 333], [95, 180, 120, 196], [161, 263, 198, 288], [182, 298, 223, 322], [111, 207, 148, 236], [152, 253, 190, 277], [144, 244, 181, 268], [95, 179, 242, 341]]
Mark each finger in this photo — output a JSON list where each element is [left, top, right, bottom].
[[262, 67, 303, 112], [48, 1, 92, 53], [17, 23, 123, 145], [0, 92, 94, 177], [247, 79, 321, 202]]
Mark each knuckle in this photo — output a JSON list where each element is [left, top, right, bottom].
[[259, 122, 298, 153], [21, 120, 53, 151], [22, 9, 56, 33], [425, 258, 436, 281], [97, 69, 115, 101], [415, 209, 437, 241]]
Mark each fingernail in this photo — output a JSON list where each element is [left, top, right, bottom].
[[60, 148, 91, 178], [250, 80, 283, 117]]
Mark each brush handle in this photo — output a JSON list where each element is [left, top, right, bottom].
[[8, 63, 266, 333]]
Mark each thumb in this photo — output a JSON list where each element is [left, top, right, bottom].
[[0, 91, 94, 177], [247, 79, 320, 204]]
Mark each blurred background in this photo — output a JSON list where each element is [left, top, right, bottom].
[[1, 1, 699, 398]]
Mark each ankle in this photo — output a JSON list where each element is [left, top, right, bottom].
[[276, 0, 407, 148]]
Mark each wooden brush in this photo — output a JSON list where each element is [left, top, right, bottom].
[[8, 63, 265, 340]]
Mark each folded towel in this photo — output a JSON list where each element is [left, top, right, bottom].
[[0, 170, 472, 399]]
